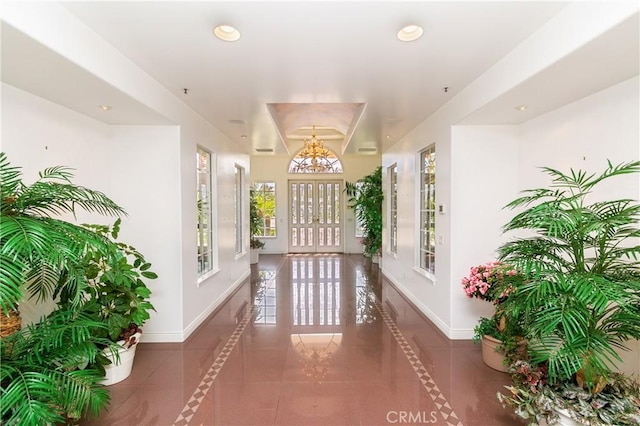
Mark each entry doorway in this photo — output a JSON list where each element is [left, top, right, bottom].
[[288, 180, 343, 253]]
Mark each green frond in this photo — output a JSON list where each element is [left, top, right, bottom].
[[1, 307, 111, 424], [0, 214, 121, 311], [498, 160, 640, 385]]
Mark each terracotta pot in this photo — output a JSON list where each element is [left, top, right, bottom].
[[481, 335, 508, 372]]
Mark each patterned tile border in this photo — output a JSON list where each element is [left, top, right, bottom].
[[173, 306, 255, 426], [174, 255, 461, 426], [374, 298, 464, 426]]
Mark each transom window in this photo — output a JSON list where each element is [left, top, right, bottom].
[[419, 146, 436, 274], [288, 148, 343, 174]]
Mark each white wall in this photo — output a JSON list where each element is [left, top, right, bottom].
[[1, 83, 113, 326], [250, 153, 381, 255], [449, 126, 520, 333], [0, 83, 111, 196], [2, 3, 251, 342], [108, 126, 183, 341], [381, 2, 638, 339], [519, 77, 639, 191]]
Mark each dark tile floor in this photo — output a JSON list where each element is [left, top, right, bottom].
[[82, 254, 524, 426]]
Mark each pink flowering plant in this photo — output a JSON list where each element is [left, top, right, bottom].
[[462, 261, 525, 347], [461, 261, 521, 305]]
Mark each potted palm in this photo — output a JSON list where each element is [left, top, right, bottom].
[[346, 166, 383, 260], [0, 152, 125, 332], [249, 188, 265, 264], [0, 152, 125, 422], [496, 160, 640, 425]]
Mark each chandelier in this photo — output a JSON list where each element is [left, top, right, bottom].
[[290, 126, 341, 173], [291, 333, 342, 383]]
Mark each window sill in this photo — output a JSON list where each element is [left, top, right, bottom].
[[235, 251, 247, 260], [197, 268, 220, 287], [386, 250, 398, 259], [412, 266, 436, 285]]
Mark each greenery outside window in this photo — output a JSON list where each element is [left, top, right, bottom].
[[197, 147, 214, 275], [235, 165, 245, 254], [354, 181, 365, 238], [252, 181, 277, 237], [419, 146, 435, 274], [389, 164, 398, 254]]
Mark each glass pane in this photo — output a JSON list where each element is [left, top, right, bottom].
[[300, 184, 305, 224], [291, 183, 297, 224], [327, 183, 332, 224], [319, 227, 325, 246]]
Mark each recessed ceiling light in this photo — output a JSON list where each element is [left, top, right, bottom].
[[99, 105, 112, 111], [397, 24, 423, 42], [515, 104, 528, 111], [214, 25, 240, 42], [241, 135, 247, 139], [386, 135, 391, 139]]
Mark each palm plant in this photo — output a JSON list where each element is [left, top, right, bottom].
[[0, 152, 125, 314], [0, 152, 126, 424], [0, 306, 113, 424], [346, 166, 383, 257], [498, 160, 640, 390]]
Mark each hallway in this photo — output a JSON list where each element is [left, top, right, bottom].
[[84, 254, 521, 426]]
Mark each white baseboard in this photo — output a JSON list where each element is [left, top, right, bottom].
[[381, 268, 473, 340], [140, 332, 184, 343], [141, 270, 250, 343]]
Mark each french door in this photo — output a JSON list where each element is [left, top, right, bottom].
[[288, 180, 343, 253]]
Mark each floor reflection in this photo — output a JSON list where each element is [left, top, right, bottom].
[[86, 254, 519, 426]]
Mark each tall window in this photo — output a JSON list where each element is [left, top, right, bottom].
[[389, 164, 398, 254], [253, 181, 277, 236], [354, 181, 365, 238], [197, 147, 214, 276], [235, 165, 245, 254], [419, 146, 436, 274]]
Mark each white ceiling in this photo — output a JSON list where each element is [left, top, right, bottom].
[[3, 2, 637, 155]]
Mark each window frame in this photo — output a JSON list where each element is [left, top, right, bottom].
[[197, 147, 217, 282], [388, 163, 398, 255], [235, 164, 245, 256], [417, 145, 436, 278], [252, 181, 277, 237]]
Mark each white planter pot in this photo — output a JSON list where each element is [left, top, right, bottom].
[[101, 332, 141, 386], [250, 249, 259, 264]]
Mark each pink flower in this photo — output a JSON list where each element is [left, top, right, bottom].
[[460, 261, 522, 303]]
